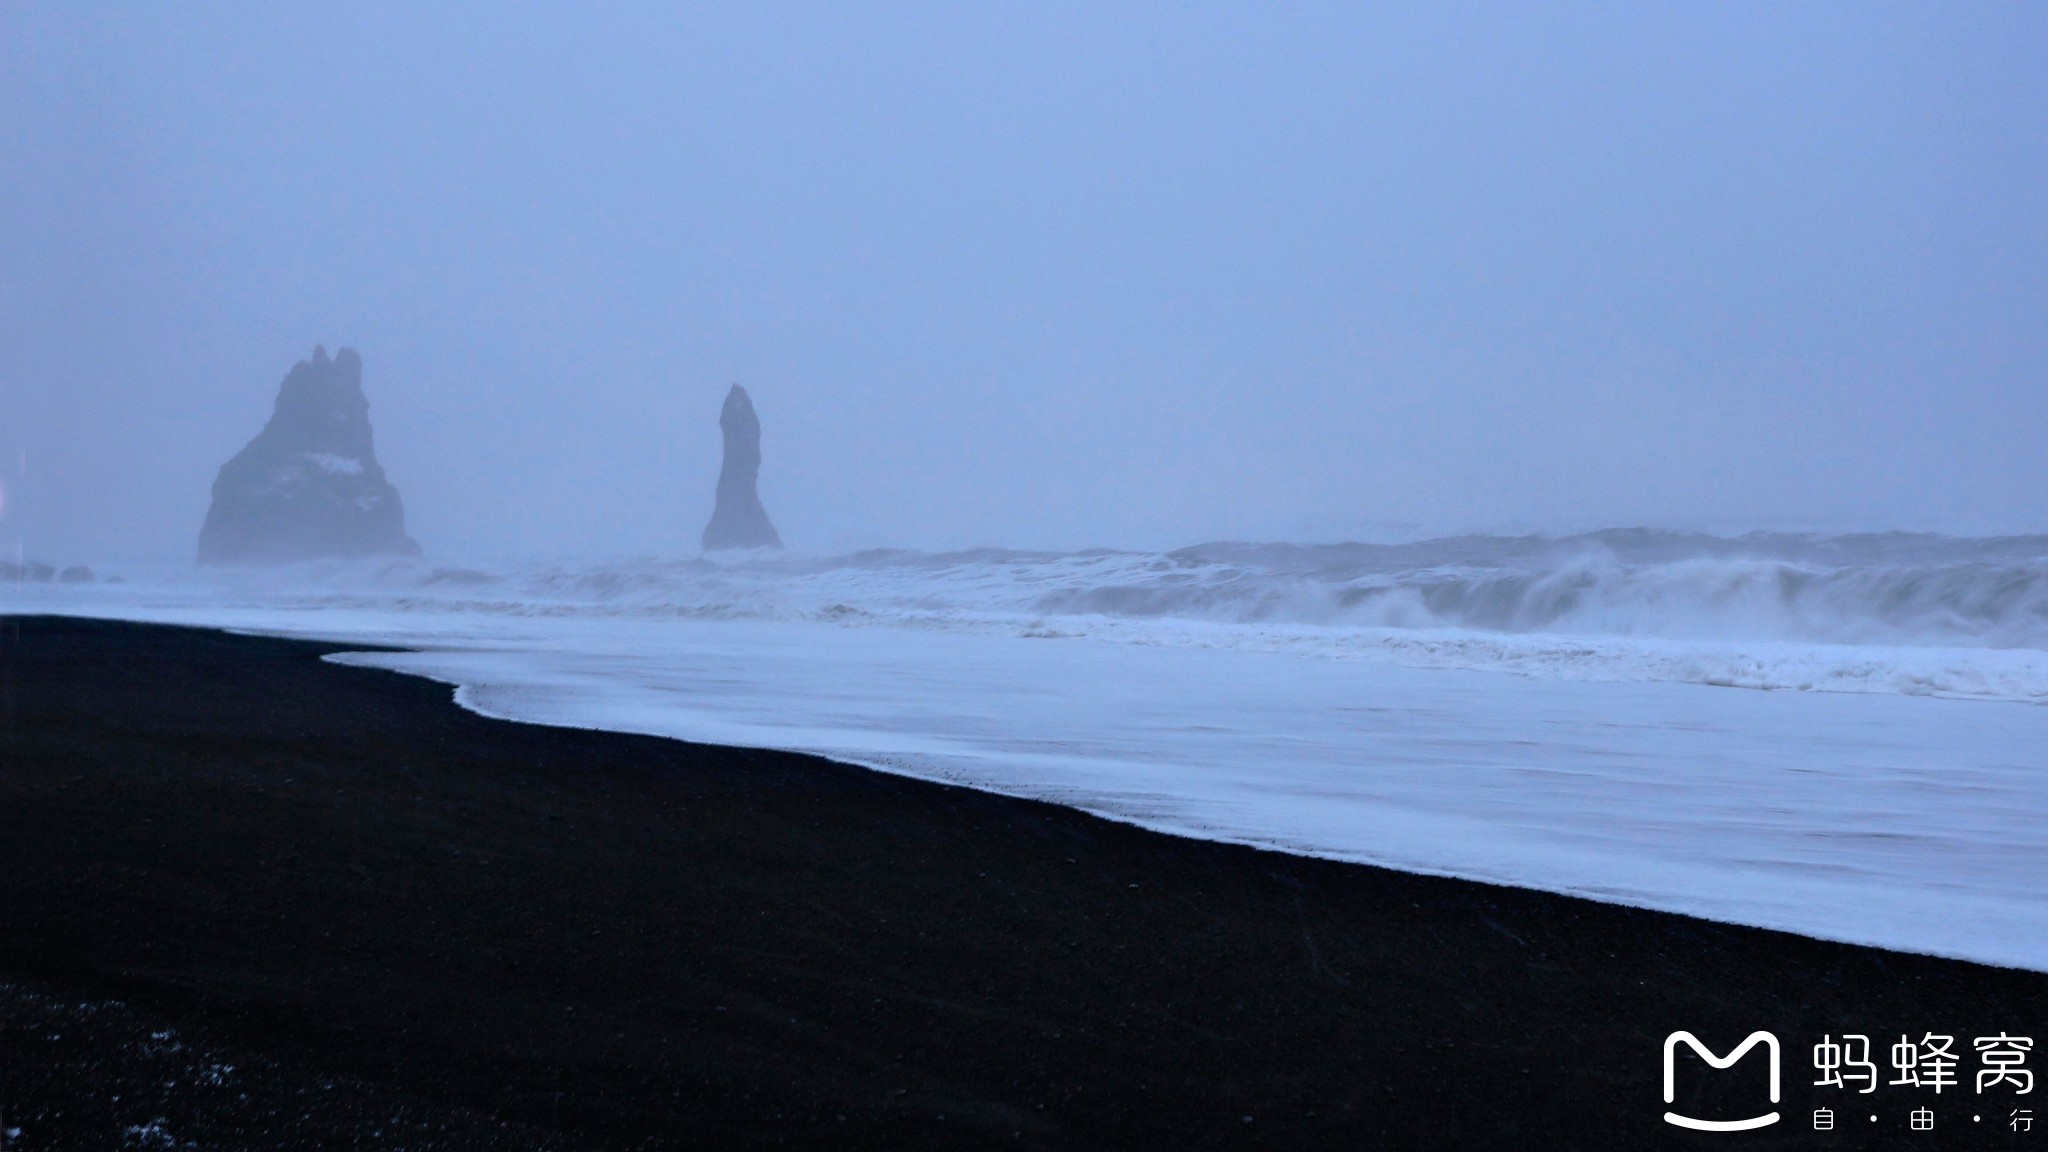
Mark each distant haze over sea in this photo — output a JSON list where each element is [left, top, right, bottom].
[[4, 5, 2046, 561]]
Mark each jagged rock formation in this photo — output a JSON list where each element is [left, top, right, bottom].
[[198, 346, 421, 565], [701, 384, 782, 551]]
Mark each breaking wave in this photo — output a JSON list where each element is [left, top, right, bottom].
[[30, 530, 2048, 703], [377, 529, 2048, 650]]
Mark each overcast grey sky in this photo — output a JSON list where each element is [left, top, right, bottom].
[[2, 2, 2043, 562]]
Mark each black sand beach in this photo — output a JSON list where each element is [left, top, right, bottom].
[[1, 615, 2041, 1149]]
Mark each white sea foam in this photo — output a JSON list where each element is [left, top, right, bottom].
[[7, 530, 2047, 970], [65, 530, 2048, 702]]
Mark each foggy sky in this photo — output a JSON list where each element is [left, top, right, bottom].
[[3, 3, 2044, 563]]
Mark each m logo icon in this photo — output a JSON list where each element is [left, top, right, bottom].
[[1664, 1031, 1782, 1131]]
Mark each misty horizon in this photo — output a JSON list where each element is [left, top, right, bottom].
[[4, 4, 2045, 564]]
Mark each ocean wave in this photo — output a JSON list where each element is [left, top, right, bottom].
[[25, 530, 2048, 703], [381, 530, 2048, 650]]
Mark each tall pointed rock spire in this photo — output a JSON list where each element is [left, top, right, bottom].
[[701, 384, 781, 550]]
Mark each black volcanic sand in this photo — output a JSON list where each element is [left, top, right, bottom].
[[1, 616, 2041, 1150]]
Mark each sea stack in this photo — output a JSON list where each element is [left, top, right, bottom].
[[701, 384, 782, 551], [197, 346, 422, 565]]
